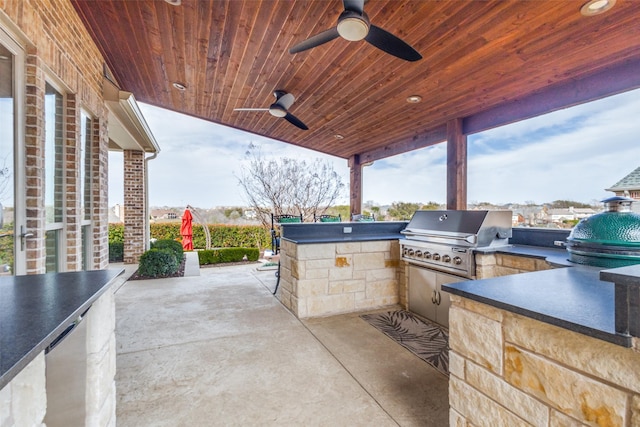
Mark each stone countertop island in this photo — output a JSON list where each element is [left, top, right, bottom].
[[1, 269, 124, 425], [442, 263, 640, 426], [277, 222, 407, 318]]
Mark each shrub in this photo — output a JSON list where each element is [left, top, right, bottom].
[[109, 242, 124, 262], [197, 247, 260, 265], [108, 223, 124, 243], [151, 239, 184, 262], [138, 248, 179, 277]]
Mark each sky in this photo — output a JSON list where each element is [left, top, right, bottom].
[[108, 88, 640, 209]]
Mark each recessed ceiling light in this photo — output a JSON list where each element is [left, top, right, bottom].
[[172, 82, 187, 91], [164, 0, 181, 5], [334, 134, 344, 140], [580, 0, 616, 16], [406, 95, 422, 103]]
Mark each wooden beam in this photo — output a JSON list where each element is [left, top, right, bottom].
[[447, 118, 467, 210], [358, 125, 447, 164], [464, 57, 640, 135], [348, 154, 363, 218]]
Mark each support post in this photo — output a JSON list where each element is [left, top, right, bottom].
[[446, 118, 467, 210], [349, 155, 363, 219]]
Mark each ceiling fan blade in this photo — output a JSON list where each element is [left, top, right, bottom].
[[343, 0, 365, 13], [233, 108, 269, 111], [289, 27, 340, 54], [284, 112, 309, 130], [277, 93, 296, 110], [365, 25, 422, 62]]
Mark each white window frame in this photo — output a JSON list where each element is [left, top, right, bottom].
[[79, 108, 94, 270], [0, 24, 26, 275], [44, 79, 67, 272]]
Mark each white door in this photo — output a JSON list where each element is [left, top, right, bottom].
[[0, 27, 26, 275]]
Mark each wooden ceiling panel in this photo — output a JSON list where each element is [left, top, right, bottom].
[[71, 0, 640, 160]]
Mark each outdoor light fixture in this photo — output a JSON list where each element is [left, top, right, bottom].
[[336, 15, 369, 41], [580, 0, 616, 16], [172, 82, 187, 91], [164, 0, 181, 5], [406, 95, 422, 103], [334, 134, 344, 140]]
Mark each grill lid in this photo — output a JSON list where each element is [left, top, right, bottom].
[[566, 196, 640, 268], [402, 210, 512, 247]]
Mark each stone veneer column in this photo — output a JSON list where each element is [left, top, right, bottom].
[[448, 295, 640, 426], [85, 288, 117, 426], [0, 353, 47, 426], [123, 150, 146, 264]]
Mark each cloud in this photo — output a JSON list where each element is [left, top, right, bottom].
[[109, 89, 640, 208]]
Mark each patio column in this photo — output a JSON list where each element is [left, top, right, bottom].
[[446, 118, 467, 210], [123, 150, 146, 264], [349, 154, 363, 218]]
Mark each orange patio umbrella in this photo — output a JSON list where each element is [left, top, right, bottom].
[[180, 209, 193, 251]]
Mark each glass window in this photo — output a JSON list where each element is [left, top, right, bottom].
[[0, 42, 14, 275], [44, 83, 64, 272], [80, 111, 92, 221], [80, 110, 93, 269]]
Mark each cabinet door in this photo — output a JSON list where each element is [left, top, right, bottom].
[[436, 272, 468, 328], [408, 266, 437, 323]]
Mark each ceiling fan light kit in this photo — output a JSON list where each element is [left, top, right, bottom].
[[289, 0, 422, 62], [234, 90, 308, 131], [337, 13, 369, 41]]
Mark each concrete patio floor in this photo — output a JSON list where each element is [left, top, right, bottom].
[[114, 263, 449, 426]]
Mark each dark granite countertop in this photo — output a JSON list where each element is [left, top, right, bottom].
[[0, 269, 124, 390], [475, 244, 575, 267], [282, 233, 404, 244], [442, 266, 633, 347], [280, 221, 407, 244]]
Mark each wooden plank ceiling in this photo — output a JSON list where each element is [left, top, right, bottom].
[[71, 0, 640, 161]]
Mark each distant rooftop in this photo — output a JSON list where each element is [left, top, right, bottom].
[[606, 166, 640, 191]]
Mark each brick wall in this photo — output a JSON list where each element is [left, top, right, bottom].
[[123, 150, 145, 264], [278, 239, 401, 318], [2, 0, 111, 272], [449, 296, 640, 426]]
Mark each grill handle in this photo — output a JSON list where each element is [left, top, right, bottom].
[[401, 230, 477, 244]]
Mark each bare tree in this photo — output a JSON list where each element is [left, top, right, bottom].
[[237, 144, 345, 225]]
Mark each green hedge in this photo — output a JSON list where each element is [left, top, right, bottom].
[[197, 247, 260, 265], [109, 242, 124, 262], [130, 223, 271, 249], [109, 223, 124, 243]]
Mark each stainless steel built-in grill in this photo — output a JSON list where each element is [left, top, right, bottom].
[[401, 210, 513, 278], [401, 210, 512, 328]]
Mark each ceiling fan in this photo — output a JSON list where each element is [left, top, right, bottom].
[[233, 90, 308, 130], [289, 0, 422, 62]]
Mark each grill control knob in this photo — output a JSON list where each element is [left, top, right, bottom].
[[442, 255, 451, 263], [423, 251, 431, 259], [408, 249, 415, 256], [432, 253, 441, 261], [415, 250, 422, 257], [453, 256, 462, 265]]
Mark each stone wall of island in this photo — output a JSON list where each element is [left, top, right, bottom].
[[0, 288, 117, 426], [475, 252, 555, 279], [448, 294, 640, 426], [277, 239, 401, 318]]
